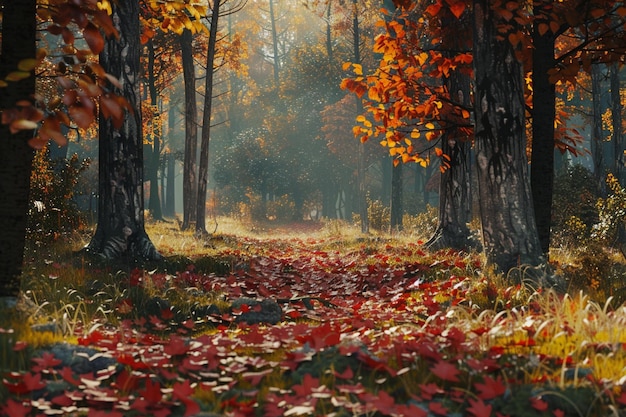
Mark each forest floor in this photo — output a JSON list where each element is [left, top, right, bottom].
[[2, 218, 626, 416]]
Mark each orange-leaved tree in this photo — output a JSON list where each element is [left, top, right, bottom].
[[341, 0, 476, 249]]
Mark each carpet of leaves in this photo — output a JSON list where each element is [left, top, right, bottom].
[[3, 236, 626, 416]]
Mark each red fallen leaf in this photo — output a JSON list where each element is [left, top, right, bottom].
[[293, 373, 320, 397], [530, 396, 549, 411], [50, 393, 73, 407], [12, 341, 28, 352], [467, 398, 493, 417], [164, 335, 189, 356], [474, 375, 507, 400], [140, 378, 163, 403], [22, 372, 46, 391], [616, 390, 626, 405], [172, 380, 200, 417], [161, 308, 175, 320], [32, 351, 62, 372], [59, 366, 81, 386], [396, 403, 428, 417], [1, 398, 31, 417], [553, 409, 565, 417], [114, 369, 139, 393], [359, 390, 396, 414], [419, 382, 444, 400], [430, 360, 461, 382], [428, 401, 449, 416], [333, 366, 354, 380]]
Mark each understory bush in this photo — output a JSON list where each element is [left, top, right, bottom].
[[551, 164, 599, 248], [28, 147, 90, 242]]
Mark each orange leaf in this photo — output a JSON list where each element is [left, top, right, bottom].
[[68, 104, 95, 129], [83, 23, 104, 54], [448, 1, 466, 19]]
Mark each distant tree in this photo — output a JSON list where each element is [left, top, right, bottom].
[[85, 0, 160, 260]]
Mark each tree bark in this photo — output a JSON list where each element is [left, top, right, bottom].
[[164, 151, 176, 217], [472, 0, 542, 272], [180, 28, 198, 230], [147, 39, 163, 221], [390, 161, 403, 232], [610, 62, 623, 183], [591, 62, 605, 194], [530, 7, 557, 256], [429, 58, 473, 248], [196, 0, 221, 235], [0, 0, 36, 297], [86, 0, 160, 261]]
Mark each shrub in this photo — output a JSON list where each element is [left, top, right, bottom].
[[28, 147, 90, 242], [551, 165, 599, 247], [367, 198, 390, 232], [266, 194, 296, 221], [402, 204, 439, 239], [592, 173, 626, 245]]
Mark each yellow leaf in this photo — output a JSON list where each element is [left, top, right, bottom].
[[410, 129, 421, 139], [5, 71, 31, 82], [352, 64, 363, 76], [380, 140, 388, 147], [342, 62, 352, 71], [356, 115, 367, 123], [18, 59, 37, 72], [425, 122, 435, 130], [10, 119, 38, 133]]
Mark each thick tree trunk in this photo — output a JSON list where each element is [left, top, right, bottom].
[[473, 0, 542, 273], [428, 31, 473, 251], [0, 0, 36, 297], [86, 0, 160, 261], [147, 40, 163, 221], [196, 0, 221, 235], [181, 29, 198, 230], [427, 136, 473, 250], [530, 11, 556, 256]]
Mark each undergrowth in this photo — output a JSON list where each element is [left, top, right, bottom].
[[2, 217, 626, 416]]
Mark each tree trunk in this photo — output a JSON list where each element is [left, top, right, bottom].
[[164, 151, 176, 217], [610, 62, 623, 183], [390, 161, 403, 232], [472, 0, 542, 273], [86, 0, 160, 261], [147, 39, 163, 221], [0, 0, 36, 297], [530, 8, 556, 256], [591, 63, 607, 194], [352, 0, 369, 233], [180, 28, 198, 230], [428, 13, 473, 250], [196, 0, 221, 235]]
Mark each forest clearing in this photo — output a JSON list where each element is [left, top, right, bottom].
[[2, 218, 626, 416]]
